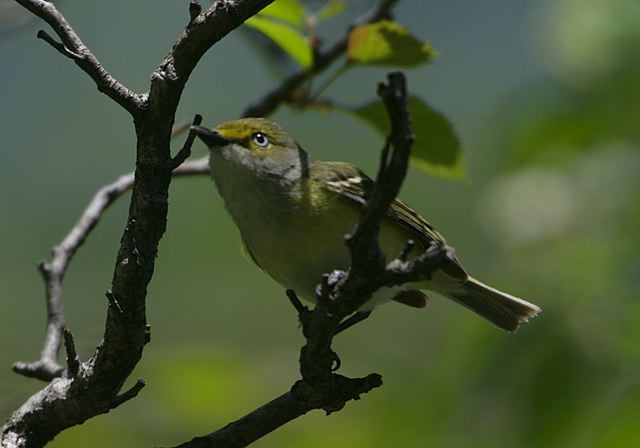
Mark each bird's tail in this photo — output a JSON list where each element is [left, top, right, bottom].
[[443, 277, 540, 332]]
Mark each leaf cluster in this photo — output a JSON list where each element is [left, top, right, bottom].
[[244, 0, 463, 178]]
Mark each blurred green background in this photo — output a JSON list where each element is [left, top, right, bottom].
[[2, 0, 640, 446]]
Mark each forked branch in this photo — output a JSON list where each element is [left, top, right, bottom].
[[4, 2, 406, 447], [11, 116, 206, 383]]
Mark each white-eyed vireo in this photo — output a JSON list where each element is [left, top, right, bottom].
[[192, 118, 540, 332]]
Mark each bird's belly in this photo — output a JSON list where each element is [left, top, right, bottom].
[[240, 202, 420, 306], [244, 213, 352, 301]]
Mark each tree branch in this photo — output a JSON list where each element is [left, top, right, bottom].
[[172, 114, 204, 169], [11, 171, 131, 382], [62, 328, 80, 378], [170, 375, 381, 448], [10, 115, 206, 385], [14, 0, 144, 114], [337, 72, 415, 311], [2, 1, 275, 446], [148, 0, 276, 112]]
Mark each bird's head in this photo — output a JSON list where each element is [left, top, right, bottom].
[[192, 118, 309, 181]]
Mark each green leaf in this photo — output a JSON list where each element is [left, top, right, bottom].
[[347, 20, 434, 67], [316, 0, 347, 21], [349, 96, 465, 179], [259, 0, 305, 28], [245, 16, 313, 69]]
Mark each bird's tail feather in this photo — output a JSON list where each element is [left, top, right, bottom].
[[443, 277, 540, 332]]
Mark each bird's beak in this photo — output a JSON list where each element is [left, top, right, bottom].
[[191, 125, 231, 147]]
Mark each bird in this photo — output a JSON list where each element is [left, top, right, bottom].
[[192, 117, 540, 332]]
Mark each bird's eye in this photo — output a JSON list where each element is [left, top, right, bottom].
[[252, 132, 270, 148]]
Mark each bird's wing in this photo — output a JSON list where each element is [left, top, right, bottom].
[[311, 161, 467, 279]]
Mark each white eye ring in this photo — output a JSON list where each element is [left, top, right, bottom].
[[252, 132, 269, 148]]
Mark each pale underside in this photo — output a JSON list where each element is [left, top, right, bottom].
[[210, 153, 462, 309]]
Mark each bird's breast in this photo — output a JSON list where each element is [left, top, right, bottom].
[[209, 157, 440, 304]]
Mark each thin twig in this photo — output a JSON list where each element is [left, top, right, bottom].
[[338, 72, 415, 311], [169, 375, 381, 448], [243, 0, 399, 117], [172, 115, 203, 169], [62, 328, 80, 377], [10, 113, 208, 384], [149, 0, 277, 108], [188, 0, 202, 25], [15, 0, 144, 113], [286, 289, 308, 316], [36, 30, 83, 60], [110, 379, 146, 408], [11, 172, 134, 382], [298, 72, 415, 379]]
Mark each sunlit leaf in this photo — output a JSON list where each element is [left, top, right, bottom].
[[349, 96, 464, 179], [259, 0, 305, 28], [245, 16, 313, 69], [347, 20, 434, 67], [316, 0, 347, 21]]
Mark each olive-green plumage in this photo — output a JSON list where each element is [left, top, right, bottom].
[[193, 118, 540, 332]]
